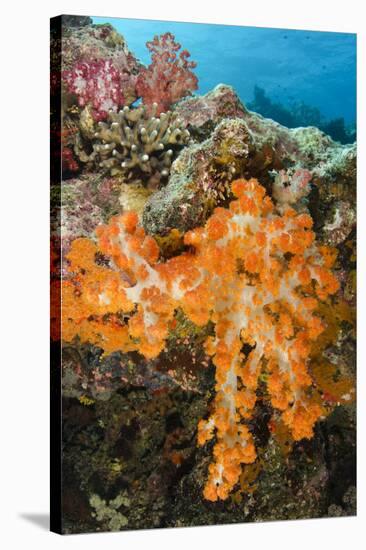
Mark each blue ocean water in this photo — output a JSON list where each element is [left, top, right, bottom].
[[92, 16, 356, 125]]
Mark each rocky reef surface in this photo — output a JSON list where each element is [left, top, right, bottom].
[[143, 84, 356, 237], [51, 19, 356, 533]]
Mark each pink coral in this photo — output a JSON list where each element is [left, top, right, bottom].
[[136, 32, 198, 115], [272, 168, 312, 209], [63, 59, 125, 121], [62, 146, 79, 173]]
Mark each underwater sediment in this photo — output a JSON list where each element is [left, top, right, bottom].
[[51, 17, 356, 533]]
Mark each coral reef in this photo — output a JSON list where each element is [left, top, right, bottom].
[[63, 59, 126, 121], [143, 118, 254, 234], [58, 355, 355, 532], [322, 201, 356, 247], [61, 178, 340, 501], [142, 85, 356, 236], [61, 22, 142, 88], [56, 21, 142, 181], [136, 32, 198, 115], [74, 103, 191, 184], [60, 23, 141, 126], [61, 15, 93, 28], [59, 26, 198, 184], [51, 173, 122, 276], [53, 23, 356, 531], [174, 84, 247, 138], [119, 182, 153, 217]]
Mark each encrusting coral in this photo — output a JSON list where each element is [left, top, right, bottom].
[[74, 102, 191, 184], [60, 178, 339, 501]]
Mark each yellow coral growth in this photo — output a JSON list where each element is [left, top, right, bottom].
[[309, 300, 355, 406], [61, 178, 340, 501]]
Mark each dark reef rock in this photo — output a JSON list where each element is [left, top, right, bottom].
[[61, 368, 355, 532], [61, 15, 93, 28]]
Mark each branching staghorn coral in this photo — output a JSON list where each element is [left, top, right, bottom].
[[61, 178, 339, 501], [75, 103, 191, 183]]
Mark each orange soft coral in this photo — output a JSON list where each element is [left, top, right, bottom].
[[62, 214, 179, 358], [61, 178, 340, 501]]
